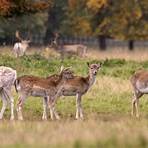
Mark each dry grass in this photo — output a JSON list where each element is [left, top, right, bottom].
[[2, 45, 148, 61], [0, 118, 148, 147], [87, 47, 148, 61]]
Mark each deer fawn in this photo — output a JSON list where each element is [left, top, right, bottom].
[[0, 66, 17, 120], [13, 30, 31, 57], [14, 67, 74, 120], [130, 69, 148, 117], [47, 62, 102, 119]]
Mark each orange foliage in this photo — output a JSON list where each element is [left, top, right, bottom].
[[0, 0, 51, 16], [87, 0, 108, 12], [0, 0, 12, 15], [68, 0, 77, 10], [31, 1, 51, 11]]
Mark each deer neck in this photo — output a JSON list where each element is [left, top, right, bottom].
[[87, 73, 96, 88]]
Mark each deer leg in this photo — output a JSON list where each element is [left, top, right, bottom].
[[76, 93, 83, 120], [16, 49, 20, 57], [135, 98, 140, 118], [3, 89, 14, 120], [42, 97, 48, 120], [48, 98, 54, 120], [131, 96, 136, 116], [0, 91, 8, 120], [17, 95, 27, 120], [51, 98, 60, 120], [131, 91, 137, 116], [131, 90, 142, 117]]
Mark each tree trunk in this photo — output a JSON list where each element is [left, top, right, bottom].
[[98, 35, 107, 50], [44, 5, 58, 45], [128, 40, 134, 50]]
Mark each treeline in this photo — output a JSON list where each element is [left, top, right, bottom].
[[0, 0, 148, 46]]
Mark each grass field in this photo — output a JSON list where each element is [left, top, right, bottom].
[[0, 47, 148, 148]]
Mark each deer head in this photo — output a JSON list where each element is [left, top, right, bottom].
[[60, 67, 74, 79], [15, 30, 31, 44], [87, 62, 102, 76]]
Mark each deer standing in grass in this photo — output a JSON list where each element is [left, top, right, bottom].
[[47, 63, 102, 119], [13, 30, 31, 57], [130, 69, 148, 117], [50, 32, 87, 58], [15, 67, 74, 120], [0, 66, 17, 120]]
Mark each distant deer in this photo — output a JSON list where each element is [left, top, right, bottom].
[[13, 30, 31, 57], [47, 63, 102, 119], [14, 67, 74, 120], [130, 69, 148, 117], [0, 66, 17, 120], [50, 32, 87, 58]]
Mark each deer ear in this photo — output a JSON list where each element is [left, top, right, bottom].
[[98, 62, 103, 68], [60, 65, 64, 73], [87, 62, 90, 67]]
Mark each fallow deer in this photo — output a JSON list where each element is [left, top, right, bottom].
[[14, 68, 74, 120], [0, 66, 17, 120], [13, 30, 31, 57], [50, 32, 87, 58], [47, 63, 102, 119], [130, 69, 148, 117]]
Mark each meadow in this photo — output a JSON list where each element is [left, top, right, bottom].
[[0, 46, 148, 148]]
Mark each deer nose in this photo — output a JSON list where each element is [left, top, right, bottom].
[[94, 71, 97, 75]]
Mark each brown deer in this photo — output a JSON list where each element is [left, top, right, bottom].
[[47, 63, 102, 119], [14, 67, 74, 120], [13, 30, 31, 57], [130, 69, 148, 117], [50, 32, 87, 58]]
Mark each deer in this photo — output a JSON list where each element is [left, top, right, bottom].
[[50, 32, 87, 58], [0, 66, 17, 120], [46, 62, 102, 119], [130, 69, 148, 118], [14, 67, 74, 120], [13, 30, 31, 57]]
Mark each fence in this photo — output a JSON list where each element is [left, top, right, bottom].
[[1, 34, 148, 50]]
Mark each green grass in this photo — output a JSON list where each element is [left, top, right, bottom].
[[0, 52, 148, 147], [0, 53, 147, 78]]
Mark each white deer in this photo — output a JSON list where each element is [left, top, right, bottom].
[[14, 67, 74, 120], [13, 30, 31, 57], [130, 69, 148, 117], [0, 66, 17, 120], [47, 62, 102, 119]]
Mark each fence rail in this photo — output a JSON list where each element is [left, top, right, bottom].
[[1, 34, 148, 50]]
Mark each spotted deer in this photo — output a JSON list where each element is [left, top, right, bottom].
[[50, 32, 87, 58], [47, 63, 102, 119], [130, 69, 148, 117], [13, 30, 31, 57], [0, 66, 17, 120], [14, 67, 74, 120]]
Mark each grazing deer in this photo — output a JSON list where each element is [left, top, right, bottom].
[[13, 30, 31, 57], [50, 32, 87, 58], [14, 67, 74, 120], [0, 66, 17, 120], [130, 69, 148, 117], [47, 63, 102, 119]]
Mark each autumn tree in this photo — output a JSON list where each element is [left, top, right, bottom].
[[0, 0, 51, 44]]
